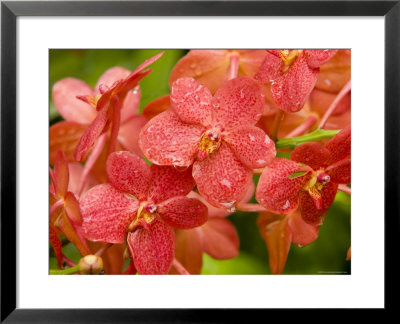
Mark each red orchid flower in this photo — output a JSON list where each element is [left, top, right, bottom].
[[171, 182, 254, 274], [170, 50, 268, 94], [50, 151, 92, 268], [254, 49, 337, 113], [71, 52, 164, 162], [50, 66, 148, 166], [79, 151, 208, 274], [139, 76, 276, 209], [257, 210, 319, 274], [256, 126, 351, 225]]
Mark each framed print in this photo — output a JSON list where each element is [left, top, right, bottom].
[[1, 0, 399, 322]]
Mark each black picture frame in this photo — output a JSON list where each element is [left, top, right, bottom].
[[1, 0, 398, 321]]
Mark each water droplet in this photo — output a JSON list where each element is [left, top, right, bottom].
[[195, 68, 202, 76], [324, 79, 332, 86], [282, 200, 290, 210], [297, 244, 303, 248], [220, 179, 232, 188], [190, 63, 196, 68], [248, 134, 255, 142], [220, 201, 235, 208], [227, 207, 236, 213]]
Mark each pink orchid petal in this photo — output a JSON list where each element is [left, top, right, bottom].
[[63, 192, 82, 226], [127, 220, 175, 275], [287, 211, 319, 247], [271, 55, 319, 112], [201, 218, 239, 259], [304, 50, 338, 69], [74, 105, 109, 162], [254, 51, 283, 83], [147, 165, 195, 204], [117, 114, 147, 156], [193, 143, 252, 209], [142, 95, 171, 120], [54, 151, 69, 198], [325, 126, 351, 165], [52, 78, 96, 124], [174, 229, 203, 274], [94, 66, 131, 95], [299, 182, 338, 224], [237, 50, 268, 78], [213, 76, 265, 129], [170, 77, 213, 127], [121, 89, 141, 122], [106, 151, 151, 200], [224, 125, 276, 169], [169, 50, 230, 94], [291, 142, 331, 170], [49, 225, 63, 268], [139, 110, 204, 167], [81, 184, 138, 244], [256, 158, 310, 215], [67, 162, 98, 196], [326, 159, 351, 184], [158, 196, 208, 229], [50, 122, 87, 165]]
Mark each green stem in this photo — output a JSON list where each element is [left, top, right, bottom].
[[50, 264, 80, 275], [276, 128, 341, 149]]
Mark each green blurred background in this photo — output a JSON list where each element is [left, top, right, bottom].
[[49, 49, 351, 275]]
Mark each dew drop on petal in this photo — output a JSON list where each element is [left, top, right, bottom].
[[282, 200, 290, 210], [220, 201, 236, 209], [297, 244, 303, 248], [220, 178, 232, 188]]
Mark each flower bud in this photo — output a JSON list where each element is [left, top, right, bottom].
[[79, 255, 104, 275]]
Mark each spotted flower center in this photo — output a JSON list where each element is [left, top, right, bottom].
[[303, 171, 330, 210], [279, 50, 302, 73], [128, 202, 158, 231], [197, 129, 222, 160]]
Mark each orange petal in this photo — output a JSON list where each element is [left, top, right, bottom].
[[53, 151, 69, 198], [287, 211, 319, 247], [118, 115, 147, 156], [142, 95, 171, 120], [174, 229, 203, 274]]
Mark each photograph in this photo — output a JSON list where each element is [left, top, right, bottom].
[[49, 49, 351, 275]]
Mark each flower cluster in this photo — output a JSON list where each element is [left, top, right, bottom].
[[49, 49, 351, 275]]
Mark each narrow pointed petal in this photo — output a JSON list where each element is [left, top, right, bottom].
[[50, 225, 64, 268], [325, 126, 351, 165], [254, 51, 283, 83], [224, 126, 276, 169], [170, 77, 213, 127], [299, 182, 338, 224], [147, 165, 195, 204], [256, 158, 310, 215], [64, 192, 82, 226], [291, 142, 330, 170], [326, 159, 351, 184], [118, 115, 147, 156], [264, 219, 291, 274], [95, 66, 131, 95], [127, 220, 175, 275], [287, 211, 319, 247], [169, 50, 230, 94], [54, 151, 69, 198], [139, 110, 203, 167], [142, 95, 171, 120], [158, 196, 208, 229], [52, 78, 96, 124], [174, 229, 203, 274], [81, 184, 139, 243], [213, 76, 265, 129], [74, 106, 109, 162], [304, 50, 338, 69], [50, 122, 87, 165], [106, 151, 151, 200], [202, 218, 239, 259], [193, 144, 252, 209], [271, 55, 319, 112], [67, 162, 98, 195]]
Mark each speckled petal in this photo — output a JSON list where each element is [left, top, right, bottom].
[[52, 78, 96, 124], [213, 77, 265, 129], [127, 220, 175, 275], [299, 182, 338, 224], [106, 151, 151, 200], [287, 211, 319, 246], [254, 51, 283, 83], [118, 114, 147, 156], [224, 125, 276, 169], [193, 143, 252, 209], [81, 184, 138, 243], [271, 55, 319, 112], [158, 196, 208, 229], [304, 50, 338, 69], [173, 229, 203, 274], [170, 77, 213, 127], [256, 158, 310, 214], [325, 126, 351, 165], [291, 142, 331, 170], [201, 218, 239, 259], [139, 110, 204, 167], [49, 225, 63, 268], [326, 159, 351, 184], [147, 165, 195, 204]]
